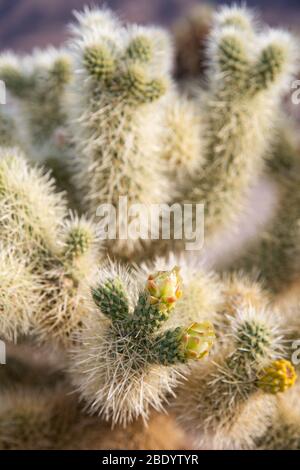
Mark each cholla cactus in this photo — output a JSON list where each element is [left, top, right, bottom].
[[232, 123, 300, 293], [66, 7, 173, 258], [183, 7, 297, 237], [0, 49, 71, 154], [161, 94, 204, 180], [0, 147, 66, 256], [214, 4, 257, 33], [69, 262, 215, 425], [33, 215, 98, 344], [0, 147, 98, 344], [175, 306, 287, 449], [1, 2, 300, 452], [70, 6, 119, 37], [0, 49, 74, 198], [172, 4, 213, 80], [67, 6, 298, 254]]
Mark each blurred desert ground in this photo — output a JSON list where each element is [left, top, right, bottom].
[[0, 0, 300, 52]]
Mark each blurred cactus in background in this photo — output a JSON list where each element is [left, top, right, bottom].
[[0, 3, 300, 450]]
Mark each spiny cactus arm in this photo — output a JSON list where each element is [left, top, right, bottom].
[[124, 25, 174, 74], [222, 307, 285, 378], [91, 278, 130, 322], [161, 93, 204, 180], [70, 6, 121, 38], [91, 265, 182, 330], [0, 110, 19, 148], [62, 214, 97, 262], [211, 13, 297, 99], [67, 8, 173, 259], [249, 30, 297, 93], [0, 147, 67, 258], [22, 48, 72, 146], [31, 215, 98, 346], [255, 385, 300, 450], [129, 291, 169, 331], [74, 9, 170, 101], [213, 7, 294, 90], [174, 306, 290, 449], [209, 24, 250, 80], [0, 245, 39, 342], [185, 6, 298, 237], [0, 72, 74, 199], [214, 4, 256, 33], [151, 327, 185, 365], [83, 44, 117, 82], [0, 49, 71, 100], [0, 53, 33, 98], [0, 48, 72, 161], [48, 54, 72, 89], [69, 264, 215, 426], [0, 148, 99, 345], [111, 64, 167, 104], [82, 40, 167, 104], [219, 272, 270, 316], [125, 35, 153, 63], [0, 149, 96, 267]]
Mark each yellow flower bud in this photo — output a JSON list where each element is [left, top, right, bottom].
[[146, 266, 182, 312], [180, 321, 215, 360], [258, 359, 297, 394]]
